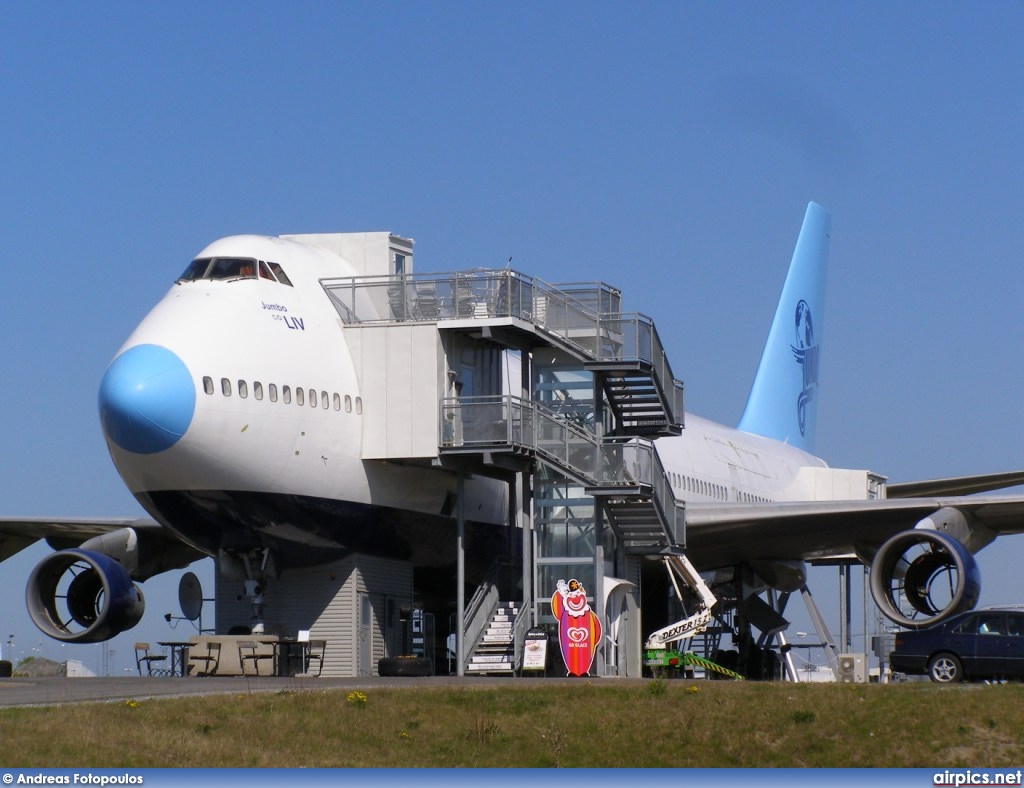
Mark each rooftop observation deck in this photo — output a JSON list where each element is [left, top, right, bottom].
[[322, 268, 684, 436]]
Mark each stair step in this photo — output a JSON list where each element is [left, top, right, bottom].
[[464, 600, 524, 673]]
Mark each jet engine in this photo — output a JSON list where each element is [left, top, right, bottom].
[[26, 548, 145, 643], [869, 529, 980, 630]]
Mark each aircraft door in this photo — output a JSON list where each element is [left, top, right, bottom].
[[604, 579, 641, 678]]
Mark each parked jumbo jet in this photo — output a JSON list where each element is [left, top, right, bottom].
[[2, 204, 1023, 647]]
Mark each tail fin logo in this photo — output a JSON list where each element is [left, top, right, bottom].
[[791, 299, 819, 437], [736, 202, 829, 451]]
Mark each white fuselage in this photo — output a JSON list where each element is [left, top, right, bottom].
[[99, 233, 836, 572], [99, 234, 507, 568], [657, 413, 828, 506]]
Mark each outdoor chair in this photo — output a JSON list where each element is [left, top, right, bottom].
[[134, 643, 169, 676], [304, 640, 326, 677], [189, 641, 221, 676], [238, 640, 275, 676]]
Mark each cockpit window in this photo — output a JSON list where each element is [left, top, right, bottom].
[[268, 262, 293, 287], [178, 259, 212, 281], [178, 257, 256, 281], [207, 258, 257, 279], [177, 256, 293, 286]]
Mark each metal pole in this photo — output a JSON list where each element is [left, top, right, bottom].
[[522, 471, 533, 626], [594, 506, 605, 676], [844, 564, 853, 652], [592, 371, 606, 676], [520, 348, 535, 628], [838, 564, 849, 652], [456, 471, 465, 677], [862, 564, 868, 661], [770, 590, 799, 682], [776, 630, 799, 682]]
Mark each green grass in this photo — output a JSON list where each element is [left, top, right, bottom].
[[3, 681, 1024, 767]]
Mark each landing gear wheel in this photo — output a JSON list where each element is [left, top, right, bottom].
[[928, 653, 963, 683]]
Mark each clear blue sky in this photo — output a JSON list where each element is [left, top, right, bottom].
[[2, 3, 1022, 673]]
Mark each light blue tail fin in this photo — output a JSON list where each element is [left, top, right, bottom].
[[737, 202, 831, 453]]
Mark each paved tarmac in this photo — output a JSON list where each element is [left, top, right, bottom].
[[0, 674, 595, 708]]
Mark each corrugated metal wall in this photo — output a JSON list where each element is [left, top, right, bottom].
[[214, 553, 413, 676]]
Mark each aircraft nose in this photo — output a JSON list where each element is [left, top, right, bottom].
[[98, 344, 196, 454]]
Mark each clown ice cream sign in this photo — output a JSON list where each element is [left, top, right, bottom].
[[551, 578, 602, 676]]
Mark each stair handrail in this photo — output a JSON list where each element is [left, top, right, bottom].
[[596, 437, 684, 546], [464, 564, 499, 630], [463, 560, 514, 670], [439, 395, 600, 487], [510, 603, 532, 673], [591, 312, 684, 430]]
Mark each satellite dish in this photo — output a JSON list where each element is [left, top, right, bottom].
[[178, 572, 204, 622]]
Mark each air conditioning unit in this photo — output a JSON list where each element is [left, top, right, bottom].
[[837, 652, 867, 683]]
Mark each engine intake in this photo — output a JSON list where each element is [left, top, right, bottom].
[[869, 530, 980, 630], [26, 549, 145, 643]]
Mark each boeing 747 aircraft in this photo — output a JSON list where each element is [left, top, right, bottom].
[[2, 205, 1024, 661]]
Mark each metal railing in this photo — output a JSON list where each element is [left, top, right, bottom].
[[440, 395, 599, 486], [463, 563, 502, 664], [323, 268, 683, 427], [323, 269, 576, 327], [322, 270, 676, 376], [510, 603, 532, 673], [597, 437, 684, 547], [594, 314, 685, 423], [439, 396, 681, 541]]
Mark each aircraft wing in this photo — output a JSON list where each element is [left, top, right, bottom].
[[886, 470, 1024, 498], [685, 495, 1024, 569], [0, 517, 205, 578]]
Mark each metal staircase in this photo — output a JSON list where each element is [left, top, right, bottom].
[[586, 314, 684, 438], [466, 602, 520, 675], [438, 396, 684, 553], [322, 265, 692, 675], [587, 438, 684, 554], [600, 372, 669, 435]]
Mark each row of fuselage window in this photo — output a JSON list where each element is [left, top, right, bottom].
[[198, 376, 771, 501], [668, 472, 727, 501], [202, 376, 362, 414], [667, 472, 771, 504]]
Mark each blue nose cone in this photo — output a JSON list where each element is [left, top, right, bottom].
[[99, 344, 196, 454]]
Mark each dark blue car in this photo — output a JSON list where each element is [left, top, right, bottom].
[[890, 609, 1024, 683]]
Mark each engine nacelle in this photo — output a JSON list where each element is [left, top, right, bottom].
[[869, 530, 980, 630], [26, 549, 145, 643]]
